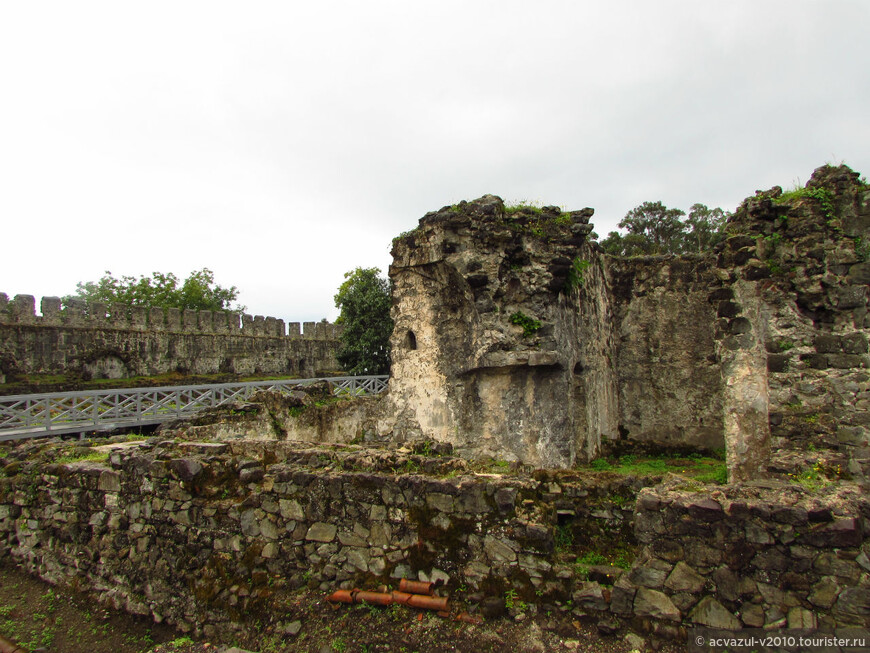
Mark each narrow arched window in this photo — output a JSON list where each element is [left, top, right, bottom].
[[405, 330, 417, 350]]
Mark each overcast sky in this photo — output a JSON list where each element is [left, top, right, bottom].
[[1, 1, 868, 323]]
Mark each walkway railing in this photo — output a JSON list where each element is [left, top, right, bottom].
[[0, 376, 389, 442]]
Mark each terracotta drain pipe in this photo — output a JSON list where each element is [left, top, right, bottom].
[[398, 578, 434, 595], [354, 590, 394, 606], [326, 589, 354, 604], [327, 587, 449, 613], [402, 593, 448, 611], [0, 634, 28, 653]]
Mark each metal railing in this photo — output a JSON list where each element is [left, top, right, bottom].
[[0, 375, 389, 442]]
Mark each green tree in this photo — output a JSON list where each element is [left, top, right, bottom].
[[66, 269, 244, 312], [334, 267, 393, 375], [685, 203, 728, 253], [601, 201, 729, 256]]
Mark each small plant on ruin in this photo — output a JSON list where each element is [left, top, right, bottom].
[[505, 200, 544, 215], [509, 311, 542, 337], [776, 185, 837, 221], [574, 551, 608, 579], [504, 588, 518, 609], [565, 257, 591, 294], [790, 462, 831, 491], [554, 524, 575, 552], [776, 338, 795, 352]]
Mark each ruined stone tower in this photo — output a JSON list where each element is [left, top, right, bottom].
[[387, 196, 619, 467]]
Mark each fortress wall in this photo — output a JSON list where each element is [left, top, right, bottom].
[[0, 295, 343, 381]]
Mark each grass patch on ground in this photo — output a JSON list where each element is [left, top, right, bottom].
[[54, 450, 110, 465], [583, 452, 728, 484]]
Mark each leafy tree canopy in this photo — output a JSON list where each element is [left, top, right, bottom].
[[334, 267, 393, 376], [66, 268, 244, 312], [601, 201, 729, 257]]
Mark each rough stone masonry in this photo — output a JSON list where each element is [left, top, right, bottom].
[[385, 164, 870, 482], [0, 299, 344, 382]]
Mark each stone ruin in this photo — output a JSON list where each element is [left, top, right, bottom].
[[151, 163, 870, 485], [1, 164, 869, 644], [386, 164, 870, 483]]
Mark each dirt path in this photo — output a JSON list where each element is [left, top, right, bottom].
[[0, 560, 684, 652]]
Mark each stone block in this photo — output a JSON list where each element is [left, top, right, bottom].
[[426, 492, 454, 513], [828, 354, 870, 369], [40, 296, 62, 321], [12, 294, 36, 322], [199, 311, 215, 333], [767, 353, 790, 373], [848, 261, 870, 284], [130, 306, 147, 329], [183, 309, 197, 331], [573, 581, 608, 611], [633, 588, 680, 621], [306, 522, 337, 543], [664, 561, 706, 593], [98, 470, 121, 493], [808, 576, 840, 609], [166, 307, 181, 330], [837, 285, 868, 309], [835, 587, 870, 618], [148, 307, 166, 329], [483, 535, 516, 563], [815, 334, 843, 353], [629, 565, 669, 589], [739, 603, 765, 628], [689, 596, 741, 630], [89, 302, 107, 321]]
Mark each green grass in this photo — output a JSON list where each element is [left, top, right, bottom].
[[54, 450, 110, 465], [574, 547, 634, 580], [584, 452, 727, 483], [504, 200, 544, 215], [775, 185, 836, 220]]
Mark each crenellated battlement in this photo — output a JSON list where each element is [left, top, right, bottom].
[[0, 293, 342, 340]]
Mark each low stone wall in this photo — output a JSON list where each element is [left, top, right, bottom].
[[622, 481, 870, 638], [1, 439, 868, 642]]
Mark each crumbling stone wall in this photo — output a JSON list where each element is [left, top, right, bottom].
[[625, 479, 870, 635], [384, 165, 870, 480], [610, 256, 724, 450], [0, 296, 343, 383], [387, 198, 619, 467], [0, 439, 867, 640], [715, 166, 870, 482]]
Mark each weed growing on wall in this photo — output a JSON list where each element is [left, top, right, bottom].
[[509, 311, 542, 337], [565, 257, 591, 294], [775, 185, 837, 221]]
